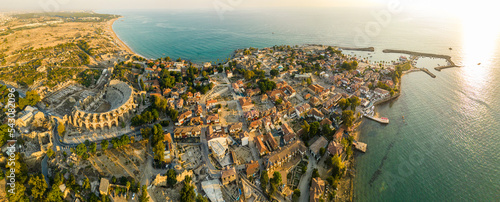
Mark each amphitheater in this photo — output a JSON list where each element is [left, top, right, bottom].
[[64, 80, 138, 131]]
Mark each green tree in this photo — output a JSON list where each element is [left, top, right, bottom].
[[196, 194, 209, 202], [292, 189, 301, 202], [348, 96, 360, 110], [271, 171, 282, 186], [58, 123, 65, 135], [75, 143, 87, 157], [139, 185, 149, 202], [28, 174, 48, 200], [331, 154, 345, 178], [46, 184, 64, 202], [0, 125, 9, 147], [89, 142, 97, 154], [83, 177, 91, 190], [319, 147, 326, 156], [341, 110, 355, 128], [260, 170, 269, 191], [46, 147, 55, 158], [153, 141, 165, 162], [306, 78, 312, 85], [101, 139, 109, 151], [180, 177, 196, 202], [244, 70, 255, 80], [312, 168, 320, 178], [270, 69, 279, 78], [166, 169, 177, 187]]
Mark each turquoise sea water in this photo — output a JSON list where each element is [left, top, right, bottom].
[[106, 8, 500, 201]]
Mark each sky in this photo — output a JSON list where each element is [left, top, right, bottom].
[[0, 0, 387, 11], [0, 0, 498, 21]]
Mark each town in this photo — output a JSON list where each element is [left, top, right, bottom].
[[1, 43, 409, 202]]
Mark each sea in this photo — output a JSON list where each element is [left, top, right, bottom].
[[103, 7, 500, 201]]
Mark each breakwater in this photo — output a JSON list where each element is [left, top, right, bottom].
[[382, 49, 459, 71]]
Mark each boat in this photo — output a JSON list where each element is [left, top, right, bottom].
[[402, 115, 405, 119], [477, 63, 481, 65], [449, 47, 452, 50]]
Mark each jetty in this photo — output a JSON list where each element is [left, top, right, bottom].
[[365, 115, 389, 124], [353, 141, 367, 153], [419, 68, 436, 78]]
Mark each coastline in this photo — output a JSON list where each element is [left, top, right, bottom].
[[107, 17, 145, 58]]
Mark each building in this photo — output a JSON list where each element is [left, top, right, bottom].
[[264, 132, 279, 151], [245, 160, 260, 177], [177, 110, 192, 125], [240, 131, 249, 146], [206, 114, 220, 124], [221, 166, 237, 185], [374, 88, 390, 98], [310, 177, 326, 202], [308, 84, 325, 94], [327, 141, 343, 157], [309, 136, 328, 160], [264, 140, 307, 173], [201, 180, 224, 202], [163, 133, 174, 163], [208, 137, 229, 161], [173, 126, 202, 139], [254, 136, 269, 156], [99, 178, 110, 195], [229, 122, 243, 134], [308, 108, 325, 121], [239, 97, 255, 111], [334, 127, 345, 140]]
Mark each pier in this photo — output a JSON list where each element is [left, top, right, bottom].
[[365, 115, 389, 124], [353, 142, 367, 153]]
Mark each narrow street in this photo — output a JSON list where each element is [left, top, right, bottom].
[[298, 151, 316, 202]]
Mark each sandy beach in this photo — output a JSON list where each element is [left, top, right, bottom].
[[107, 17, 138, 56]]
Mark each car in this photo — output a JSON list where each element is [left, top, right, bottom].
[[132, 193, 136, 200]]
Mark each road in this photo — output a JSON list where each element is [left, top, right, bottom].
[[41, 156, 50, 186], [298, 151, 316, 202]]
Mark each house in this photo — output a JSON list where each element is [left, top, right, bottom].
[[173, 126, 202, 139], [249, 119, 262, 132], [308, 84, 325, 94], [310, 177, 326, 202], [245, 160, 260, 177], [309, 136, 328, 160], [254, 136, 269, 156], [208, 136, 228, 161], [374, 88, 390, 98], [246, 88, 261, 97], [334, 127, 345, 140], [244, 110, 260, 121], [294, 103, 311, 118], [239, 97, 255, 111], [304, 93, 312, 100], [195, 105, 203, 117], [308, 108, 325, 121], [309, 96, 321, 107], [264, 132, 279, 151], [206, 114, 220, 124], [360, 86, 369, 94], [327, 141, 343, 157], [99, 178, 110, 195], [261, 94, 268, 103], [206, 99, 218, 109], [229, 123, 243, 134], [240, 131, 249, 146], [232, 83, 242, 93], [221, 166, 237, 185], [264, 140, 307, 173], [320, 118, 333, 129], [226, 70, 233, 78], [177, 110, 192, 125], [163, 133, 174, 163], [176, 98, 184, 109], [189, 117, 203, 125], [231, 150, 239, 165]]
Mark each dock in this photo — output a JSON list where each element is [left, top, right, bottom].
[[353, 142, 367, 152], [365, 115, 389, 124], [383, 49, 460, 71]]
